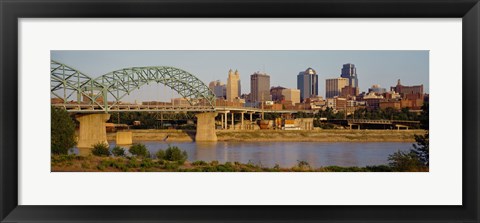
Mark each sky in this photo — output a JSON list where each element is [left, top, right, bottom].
[[51, 50, 429, 103]]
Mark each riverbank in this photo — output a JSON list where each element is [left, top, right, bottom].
[[106, 129, 426, 142], [51, 154, 428, 172]]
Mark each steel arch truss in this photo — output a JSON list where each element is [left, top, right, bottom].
[[51, 60, 216, 112], [97, 66, 216, 108], [51, 60, 105, 108]]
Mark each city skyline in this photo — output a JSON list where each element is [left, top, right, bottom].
[[51, 50, 429, 103]]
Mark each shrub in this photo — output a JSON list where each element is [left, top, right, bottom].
[[164, 146, 188, 164], [156, 150, 166, 160], [91, 143, 111, 157], [388, 150, 423, 171], [51, 107, 76, 155], [129, 143, 149, 157], [192, 160, 207, 166], [112, 146, 126, 157]]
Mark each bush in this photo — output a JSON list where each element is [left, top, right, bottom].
[[388, 150, 424, 172], [164, 146, 188, 164], [129, 143, 149, 157], [156, 150, 166, 160], [92, 143, 111, 157], [192, 160, 207, 166], [51, 107, 76, 155], [112, 146, 126, 157]]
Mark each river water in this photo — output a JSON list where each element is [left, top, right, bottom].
[[91, 141, 412, 168]]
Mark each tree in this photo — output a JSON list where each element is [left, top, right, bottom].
[[51, 107, 76, 155]]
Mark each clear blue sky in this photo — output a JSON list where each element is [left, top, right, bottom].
[[51, 50, 429, 103]]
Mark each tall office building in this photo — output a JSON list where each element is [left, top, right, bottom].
[[226, 69, 241, 102], [325, 77, 348, 98], [250, 72, 271, 103], [340, 63, 359, 88], [297, 67, 319, 102]]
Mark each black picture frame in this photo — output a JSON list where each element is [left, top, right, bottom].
[[1, 0, 479, 222]]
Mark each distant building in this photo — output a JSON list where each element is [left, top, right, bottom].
[[340, 86, 359, 98], [281, 88, 301, 105], [340, 63, 359, 88], [250, 72, 271, 103], [297, 67, 319, 102], [325, 77, 348, 98], [209, 80, 226, 99], [171, 98, 190, 106], [270, 86, 286, 102], [227, 69, 241, 102], [368, 84, 386, 94], [363, 92, 384, 110], [390, 79, 423, 96]]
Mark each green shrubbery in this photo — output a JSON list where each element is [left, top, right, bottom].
[[129, 143, 150, 158], [51, 107, 76, 155], [91, 143, 111, 157], [156, 145, 188, 164], [112, 146, 126, 157]]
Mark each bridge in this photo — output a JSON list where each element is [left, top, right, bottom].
[[51, 60, 229, 153], [327, 119, 420, 130]]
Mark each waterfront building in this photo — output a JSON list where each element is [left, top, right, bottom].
[[250, 71, 271, 103], [209, 80, 226, 99], [340, 63, 359, 88], [281, 88, 301, 105], [325, 77, 348, 98], [363, 92, 384, 110], [227, 69, 241, 102], [297, 67, 319, 102]]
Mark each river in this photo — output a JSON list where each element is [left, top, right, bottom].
[[80, 141, 412, 168]]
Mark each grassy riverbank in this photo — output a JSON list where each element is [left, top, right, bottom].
[[106, 129, 425, 142], [51, 154, 428, 172]]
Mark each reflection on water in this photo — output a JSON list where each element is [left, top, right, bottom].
[[75, 141, 412, 168]]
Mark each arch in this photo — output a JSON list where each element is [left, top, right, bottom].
[[50, 60, 105, 107], [51, 60, 216, 111]]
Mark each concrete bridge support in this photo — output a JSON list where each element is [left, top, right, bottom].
[[76, 113, 111, 156], [195, 112, 218, 142]]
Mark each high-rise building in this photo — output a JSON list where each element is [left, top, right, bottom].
[[209, 80, 226, 99], [340, 63, 359, 88], [297, 67, 319, 102], [250, 72, 271, 103], [227, 69, 241, 102], [325, 78, 348, 98]]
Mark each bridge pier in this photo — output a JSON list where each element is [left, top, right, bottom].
[[195, 112, 218, 142], [76, 113, 111, 156]]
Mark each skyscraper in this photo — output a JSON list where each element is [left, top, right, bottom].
[[226, 69, 241, 102], [325, 77, 348, 98], [340, 63, 359, 88], [297, 67, 318, 102], [250, 72, 271, 103]]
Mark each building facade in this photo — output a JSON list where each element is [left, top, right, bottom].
[[368, 84, 387, 94], [340, 63, 359, 88], [390, 79, 423, 96], [297, 67, 318, 102], [226, 69, 241, 102], [250, 72, 271, 103], [325, 78, 348, 98], [270, 86, 286, 102], [281, 88, 301, 105]]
